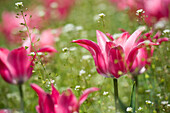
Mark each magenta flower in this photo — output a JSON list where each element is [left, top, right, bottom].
[[0, 47, 34, 84], [0, 109, 11, 113], [31, 83, 99, 113], [143, 0, 170, 25], [22, 28, 61, 54], [72, 28, 168, 78], [0, 11, 27, 43], [39, 0, 75, 20], [109, 0, 170, 26], [128, 30, 169, 75]]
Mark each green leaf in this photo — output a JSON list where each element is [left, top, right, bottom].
[[118, 97, 128, 113], [130, 81, 136, 113]]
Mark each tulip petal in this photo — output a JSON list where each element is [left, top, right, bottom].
[[106, 33, 114, 41], [127, 40, 158, 69], [115, 32, 130, 46], [157, 37, 169, 44], [51, 84, 60, 104], [7, 47, 33, 84], [58, 89, 78, 112], [124, 27, 145, 55], [72, 39, 107, 76], [108, 45, 126, 78], [0, 48, 14, 84], [37, 46, 58, 53], [79, 87, 99, 105], [31, 83, 48, 113]]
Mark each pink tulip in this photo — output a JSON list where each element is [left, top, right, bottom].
[[0, 10, 46, 44], [129, 30, 169, 75], [109, 0, 170, 26], [143, 0, 170, 25], [22, 29, 60, 54], [0, 47, 34, 84], [0, 109, 11, 113], [31, 83, 99, 113], [0, 11, 27, 43], [72, 28, 168, 78], [39, 0, 75, 20]]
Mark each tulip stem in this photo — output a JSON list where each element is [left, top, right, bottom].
[[113, 78, 119, 113], [18, 84, 24, 113]]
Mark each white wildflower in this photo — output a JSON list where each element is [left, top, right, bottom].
[[75, 85, 80, 90], [98, 13, 105, 18], [63, 24, 75, 33], [126, 107, 133, 112], [75, 26, 83, 31], [79, 69, 86, 76], [145, 100, 152, 104], [82, 55, 92, 60], [138, 107, 143, 111], [69, 47, 77, 51], [103, 91, 109, 95], [161, 101, 168, 105], [15, 2, 23, 7], [62, 47, 69, 52]]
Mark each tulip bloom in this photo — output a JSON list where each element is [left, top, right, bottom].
[[128, 30, 169, 75], [39, 0, 75, 20], [31, 83, 99, 113], [0, 12, 27, 43], [22, 28, 61, 54], [72, 28, 168, 78], [0, 109, 11, 113], [109, 0, 170, 25], [0, 47, 34, 84]]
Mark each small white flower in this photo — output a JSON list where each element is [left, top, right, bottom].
[[161, 101, 168, 105], [79, 69, 86, 76], [69, 47, 77, 51], [51, 80, 55, 84], [145, 89, 151, 93], [37, 52, 43, 56], [154, 19, 168, 29], [29, 52, 35, 56], [138, 107, 143, 111], [63, 24, 75, 33], [15, 2, 23, 7], [75, 85, 80, 90], [167, 104, 170, 107], [136, 9, 145, 15], [82, 55, 92, 60], [103, 91, 109, 95], [145, 100, 152, 104], [98, 13, 105, 18], [163, 29, 170, 34], [75, 26, 83, 31], [62, 47, 69, 52], [126, 107, 133, 112], [50, 2, 58, 8]]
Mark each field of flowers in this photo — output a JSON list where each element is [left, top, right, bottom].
[[0, 0, 169, 113]]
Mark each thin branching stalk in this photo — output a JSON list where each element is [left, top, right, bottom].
[[20, 10, 49, 79]]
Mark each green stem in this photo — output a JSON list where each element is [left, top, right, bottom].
[[113, 78, 119, 113], [134, 76, 138, 109], [18, 84, 24, 113]]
